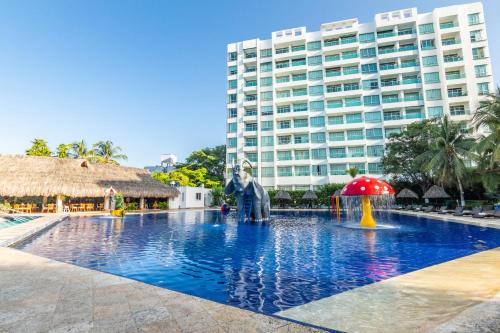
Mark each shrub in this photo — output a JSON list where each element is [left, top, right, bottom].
[[126, 202, 139, 210], [158, 201, 169, 210], [114, 193, 124, 209]]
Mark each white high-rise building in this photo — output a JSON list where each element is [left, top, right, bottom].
[[226, 2, 493, 190]]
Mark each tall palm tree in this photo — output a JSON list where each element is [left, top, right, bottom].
[[472, 86, 500, 191], [70, 140, 93, 160], [417, 116, 475, 207], [346, 167, 359, 179], [93, 140, 127, 165]]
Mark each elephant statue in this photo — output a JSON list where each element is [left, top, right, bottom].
[[224, 161, 270, 222]]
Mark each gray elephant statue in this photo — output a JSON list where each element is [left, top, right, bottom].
[[224, 162, 270, 222]]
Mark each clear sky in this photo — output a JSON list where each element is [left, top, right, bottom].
[[0, 0, 498, 167]]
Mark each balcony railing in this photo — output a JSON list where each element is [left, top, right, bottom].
[[382, 97, 400, 103], [404, 95, 424, 102], [402, 78, 421, 84], [446, 73, 465, 80], [442, 39, 461, 46], [381, 81, 399, 87], [401, 61, 419, 68], [448, 91, 468, 98], [326, 70, 341, 77], [384, 113, 402, 121], [380, 64, 398, 71], [377, 31, 396, 38], [440, 22, 457, 29], [341, 37, 358, 44], [444, 56, 463, 63], [324, 40, 340, 47], [378, 45, 417, 54]]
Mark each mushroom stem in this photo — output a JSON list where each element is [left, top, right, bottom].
[[360, 196, 376, 228], [335, 196, 340, 220]]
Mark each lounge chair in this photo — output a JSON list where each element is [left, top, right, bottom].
[[413, 205, 423, 212], [473, 208, 495, 218], [422, 206, 434, 213], [452, 207, 464, 216], [437, 206, 449, 214], [403, 205, 412, 210], [461, 207, 478, 216]]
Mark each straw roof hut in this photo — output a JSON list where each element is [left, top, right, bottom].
[[0, 155, 179, 199], [275, 191, 292, 201], [396, 188, 419, 199], [423, 185, 451, 199], [301, 190, 318, 200]]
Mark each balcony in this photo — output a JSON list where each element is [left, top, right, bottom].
[[378, 45, 418, 55], [447, 90, 468, 98], [382, 96, 401, 104], [403, 95, 423, 102], [377, 31, 396, 39], [446, 72, 465, 80], [442, 39, 461, 46], [440, 22, 457, 29], [380, 63, 398, 71], [443, 56, 463, 63]]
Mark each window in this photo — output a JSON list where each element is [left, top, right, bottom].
[[330, 147, 346, 158], [308, 56, 322, 66], [361, 63, 377, 73], [227, 138, 237, 148], [368, 163, 383, 174], [245, 94, 257, 102], [478, 82, 489, 95], [276, 60, 289, 69], [472, 47, 485, 60], [327, 84, 342, 93], [260, 77, 272, 86], [418, 23, 434, 34], [327, 99, 343, 109], [294, 134, 309, 144], [311, 132, 326, 143], [277, 120, 291, 129], [277, 90, 290, 98], [450, 105, 466, 116], [277, 105, 291, 114], [365, 111, 382, 123], [293, 103, 308, 112], [291, 44, 305, 52], [345, 97, 362, 107], [295, 150, 309, 160], [260, 48, 272, 58], [360, 48, 376, 58], [427, 106, 443, 118], [228, 94, 237, 104], [245, 80, 257, 87], [312, 148, 327, 160], [228, 108, 237, 118], [294, 118, 308, 128], [292, 73, 307, 81], [275, 47, 289, 54], [362, 79, 379, 90], [401, 59, 418, 68], [344, 83, 359, 91], [310, 100, 325, 111], [227, 122, 237, 133], [245, 108, 257, 116], [468, 13, 480, 25], [475, 65, 487, 77], [277, 151, 292, 161], [228, 66, 237, 75], [261, 136, 274, 146], [228, 80, 237, 89], [312, 165, 328, 176], [278, 135, 291, 145], [385, 127, 402, 137], [295, 166, 310, 176], [245, 137, 257, 147], [261, 151, 274, 162], [330, 164, 347, 175], [420, 39, 435, 50], [261, 106, 273, 116], [261, 121, 273, 131], [347, 129, 364, 140], [228, 52, 237, 61], [366, 128, 383, 139], [246, 153, 257, 162], [426, 89, 442, 101], [310, 116, 325, 127], [326, 68, 341, 77], [349, 163, 366, 174], [261, 91, 273, 101], [342, 50, 358, 59], [244, 48, 256, 58], [359, 32, 375, 43], [341, 35, 357, 44], [261, 167, 274, 177], [406, 109, 423, 119], [293, 88, 307, 96], [363, 95, 380, 106], [367, 145, 384, 157], [309, 70, 323, 80], [343, 66, 359, 75], [325, 54, 340, 62], [424, 72, 440, 84], [328, 116, 344, 125], [307, 41, 322, 51], [292, 58, 306, 66], [329, 132, 344, 141], [309, 85, 324, 96], [227, 153, 236, 164], [346, 113, 362, 124], [348, 146, 364, 157], [422, 55, 438, 67], [276, 75, 289, 84]]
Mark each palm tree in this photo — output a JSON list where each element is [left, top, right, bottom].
[[472, 86, 500, 191], [70, 140, 93, 160], [55, 143, 72, 158], [346, 167, 359, 178], [417, 116, 475, 207], [93, 140, 127, 165]]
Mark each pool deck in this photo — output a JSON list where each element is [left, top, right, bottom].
[[1, 210, 499, 332]]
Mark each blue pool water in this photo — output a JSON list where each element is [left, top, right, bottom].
[[0, 215, 38, 229], [16, 210, 500, 314]]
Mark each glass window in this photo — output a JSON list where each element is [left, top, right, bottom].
[[228, 108, 237, 118], [293, 103, 308, 112], [276, 90, 290, 98], [309, 85, 324, 96], [277, 105, 291, 114], [261, 106, 273, 116], [277, 120, 291, 129], [478, 82, 490, 95], [328, 116, 344, 125], [307, 41, 322, 51], [277, 151, 293, 161], [293, 88, 307, 96], [366, 128, 383, 139], [294, 118, 308, 128], [327, 84, 342, 93], [310, 116, 325, 127], [309, 70, 323, 80], [368, 163, 383, 174], [347, 129, 364, 140], [349, 162, 366, 174], [406, 109, 423, 119], [363, 95, 380, 106], [330, 147, 346, 158], [343, 65, 359, 75], [294, 134, 309, 144], [260, 62, 272, 72], [228, 94, 237, 104], [228, 52, 237, 61], [227, 153, 237, 164], [310, 100, 325, 111], [228, 80, 237, 89], [276, 75, 289, 83], [227, 138, 237, 148], [291, 44, 305, 52], [362, 79, 379, 90], [261, 167, 274, 177], [426, 89, 442, 101], [360, 48, 376, 58], [420, 39, 435, 50], [312, 165, 328, 176], [359, 32, 375, 43], [276, 60, 290, 69], [261, 121, 273, 131], [292, 73, 307, 81], [450, 105, 466, 116], [260, 48, 272, 58], [427, 106, 443, 118], [261, 151, 274, 162], [329, 132, 345, 141], [245, 137, 257, 147], [228, 65, 237, 75], [345, 97, 362, 107], [277, 135, 291, 145], [246, 153, 257, 162], [367, 145, 384, 157], [344, 83, 359, 91], [361, 63, 377, 73], [348, 146, 364, 157], [307, 56, 322, 65], [261, 136, 274, 146], [227, 122, 237, 133], [342, 50, 358, 59], [275, 47, 289, 54], [424, 72, 440, 83], [423, 55, 438, 67], [311, 148, 327, 160], [244, 123, 257, 131], [330, 163, 347, 175], [327, 99, 343, 109], [260, 77, 272, 86], [245, 94, 257, 101], [260, 91, 273, 101], [385, 127, 402, 138], [470, 30, 482, 42], [346, 113, 362, 124], [475, 65, 487, 77], [418, 23, 434, 34], [365, 111, 382, 123], [295, 150, 309, 160], [292, 58, 306, 66], [245, 108, 257, 116], [468, 13, 480, 25], [295, 166, 310, 176], [245, 80, 257, 87], [311, 132, 326, 143], [325, 54, 340, 62]]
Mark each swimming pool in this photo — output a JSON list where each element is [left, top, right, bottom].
[[16, 210, 500, 314], [0, 215, 39, 230]]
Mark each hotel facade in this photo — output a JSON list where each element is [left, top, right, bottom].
[[226, 2, 493, 190]]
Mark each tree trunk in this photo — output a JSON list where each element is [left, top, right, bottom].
[[457, 176, 465, 207]]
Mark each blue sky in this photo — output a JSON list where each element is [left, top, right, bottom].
[[0, 0, 498, 167]]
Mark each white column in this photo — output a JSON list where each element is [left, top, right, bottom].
[[139, 196, 145, 210], [56, 195, 63, 213], [104, 196, 110, 211]]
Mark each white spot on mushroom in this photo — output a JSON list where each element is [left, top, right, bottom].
[[353, 182, 357, 185], [361, 186, 366, 191], [374, 185, 380, 190], [383, 186, 388, 190], [365, 179, 370, 182]]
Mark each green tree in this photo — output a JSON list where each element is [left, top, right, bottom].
[[26, 139, 52, 156], [55, 143, 72, 158], [472, 87, 500, 192], [346, 167, 359, 178], [381, 120, 437, 194], [181, 145, 226, 184], [152, 167, 219, 189], [417, 116, 475, 207], [210, 186, 224, 206], [93, 140, 128, 165], [70, 140, 93, 160]]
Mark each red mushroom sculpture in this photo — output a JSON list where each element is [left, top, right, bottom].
[[340, 176, 395, 228]]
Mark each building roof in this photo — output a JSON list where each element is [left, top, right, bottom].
[[0, 155, 179, 198]]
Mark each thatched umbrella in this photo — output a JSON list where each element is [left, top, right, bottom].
[[302, 190, 317, 208], [396, 188, 419, 199], [275, 190, 291, 208], [423, 185, 451, 206]]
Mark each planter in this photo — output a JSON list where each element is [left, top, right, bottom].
[[111, 209, 125, 217]]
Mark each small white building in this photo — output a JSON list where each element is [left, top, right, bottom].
[[168, 186, 212, 209]]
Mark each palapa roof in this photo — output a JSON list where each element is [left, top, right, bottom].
[[423, 185, 451, 199], [0, 155, 179, 198], [301, 190, 318, 200], [396, 188, 419, 199], [275, 190, 292, 201]]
